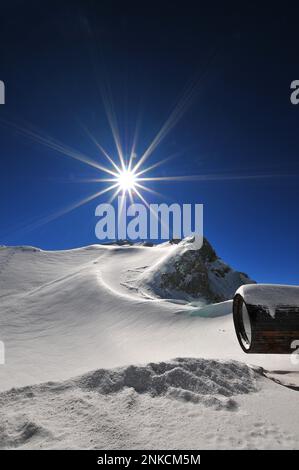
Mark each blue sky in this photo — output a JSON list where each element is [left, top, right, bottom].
[[0, 1, 298, 285]]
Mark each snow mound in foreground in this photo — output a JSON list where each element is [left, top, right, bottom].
[[76, 357, 258, 404], [1, 358, 299, 450]]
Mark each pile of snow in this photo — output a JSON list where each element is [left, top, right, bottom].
[[1, 358, 299, 450], [236, 284, 299, 318], [76, 357, 258, 405]]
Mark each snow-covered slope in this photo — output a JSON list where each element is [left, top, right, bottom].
[[0, 240, 298, 449], [129, 237, 254, 303], [0, 239, 294, 391]]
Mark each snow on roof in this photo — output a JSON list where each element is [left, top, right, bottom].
[[235, 284, 299, 318]]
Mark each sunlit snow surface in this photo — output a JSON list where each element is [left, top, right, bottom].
[[0, 241, 298, 449]]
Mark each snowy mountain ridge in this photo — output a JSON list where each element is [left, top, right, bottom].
[[124, 237, 254, 303]]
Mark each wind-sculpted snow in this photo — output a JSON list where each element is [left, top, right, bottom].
[[76, 358, 258, 402], [0, 416, 52, 449], [0, 359, 259, 449], [0, 358, 298, 450]]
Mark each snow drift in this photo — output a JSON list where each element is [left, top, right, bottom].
[[0, 239, 298, 449], [0, 358, 299, 449]]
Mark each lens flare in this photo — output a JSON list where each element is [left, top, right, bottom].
[[117, 169, 137, 192]]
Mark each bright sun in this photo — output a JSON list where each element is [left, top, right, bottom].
[[117, 169, 137, 192]]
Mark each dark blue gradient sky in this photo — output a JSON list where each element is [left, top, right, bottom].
[[0, 1, 298, 284]]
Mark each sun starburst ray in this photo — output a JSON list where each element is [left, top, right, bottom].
[[136, 172, 295, 183], [133, 187, 169, 235], [134, 154, 177, 177], [100, 85, 126, 171], [9, 183, 120, 237], [133, 80, 199, 173], [0, 118, 119, 177], [134, 182, 164, 198], [79, 123, 121, 173], [108, 186, 123, 204], [128, 112, 142, 171]]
